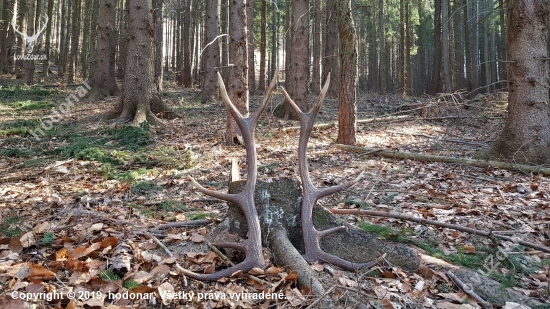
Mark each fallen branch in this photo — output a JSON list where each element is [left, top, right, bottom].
[[281, 115, 412, 132], [330, 208, 550, 254], [334, 144, 550, 176], [143, 231, 188, 286], [447, 270, 493, 308], [156, 219, 211, 230]]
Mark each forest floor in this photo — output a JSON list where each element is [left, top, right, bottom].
[[0, 76, 549, 309]]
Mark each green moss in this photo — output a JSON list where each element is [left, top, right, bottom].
[[99, 270, 120, 281], [313, 210, 330, 226], [0, 216, 24, 237], [132, 181, 163, 195]]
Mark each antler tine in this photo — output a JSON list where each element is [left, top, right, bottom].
[[183, 73, 270, 281], [251, 68, 279, 123], [217, 72, 245, 122], [294, 75, 378, 271], [11, 15, 25, 37]]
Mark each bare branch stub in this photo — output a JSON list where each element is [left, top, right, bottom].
[[183, 69, 279, 281], [281, 73, 378, 271]]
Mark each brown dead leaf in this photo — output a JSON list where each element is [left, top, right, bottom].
[[32, 222, 50, 234], [310, 263, 324, 271], [284, 272, 298, 281], [28, 263, 55, 280], [0, 296, 30, 309], [461, 245, 476, 253], [285, 288, 307, 306], [338, 277, 358, 287], [265, 266, 284, 274], [380, 299, 395, 309], [8, 238, 23, 253], [100, 237, 118, 249], [19, 232, 35, 248], [248, 267, 265, 275], [204, 264, 215, 274], [190, 232, 205, 243]]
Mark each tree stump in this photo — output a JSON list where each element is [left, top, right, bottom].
[[225, 178, 419, 271]]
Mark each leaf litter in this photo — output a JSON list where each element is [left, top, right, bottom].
[[0, 85, 548, 308]]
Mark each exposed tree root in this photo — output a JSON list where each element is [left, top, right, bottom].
[[330, 208, 550, 254], [335, 144, 550, 176]]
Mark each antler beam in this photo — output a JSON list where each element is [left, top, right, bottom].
[[183, 69, 278, 281], [281, 74, 377, 271]]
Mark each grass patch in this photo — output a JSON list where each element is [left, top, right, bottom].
[[357, 222, 539, 286], [132, 181, 163, 195], [0, 216, 24, 237], [0, 85, 59, 101]]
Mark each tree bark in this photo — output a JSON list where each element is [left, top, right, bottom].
[[23, 0, 35, 85], [0, 0, 16, 74], [323, 0, 339, 98], [310, 0, 321, 94], [67, 0, 81, 83], [429, 0, 442, 95], [246, 0, 254, 94], [200, 0, 220, 103], [277, 0, 309, 120], [257, 0, 266, 92], [89, 0, 119, 99], [182, 0, 193, 88], [153, 0, 163, 92], [490, 0, 550, 164], [224, 0, 248, 145], [336, 0, 357, 145], [269, 0, 278, 82]]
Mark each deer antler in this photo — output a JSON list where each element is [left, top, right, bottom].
[[183, 69, 278, 281], [11, 14, 26, 39], [281, 74, 377, 271]]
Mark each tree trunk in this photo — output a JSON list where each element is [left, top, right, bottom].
[[429, 0, 442, 95], [378, 0, 386, 93], [68, 0, 81, 83], [269, 0, 277, 82], [153, 0, 163, 92], [323, 0, 339, 98], [111, 0, 164, 126], [498, 0, 507, 88], [0, 0, 16, 74], [224, 0, 248, 145], [220, 0, 229, 81], [257, 0, 266, 92], [336, 0, 357, 145], [182, 0, 193, 88], [246, 0, 254, 94], [89, 0, 118, 99], [23, 0, 35, 85], [310, 0, 321, 94], [490, 0, 550, 164], [79, 0, 92, 78], [277, 0, 309, 120], [200, 0, 220, 103]]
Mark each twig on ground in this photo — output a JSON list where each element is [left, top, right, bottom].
[[206, 243, 271, 287], [157, 219, 211, 230], [334, 144, 550, 176], [330, 208, 550, 254], [305, 286, 336, 309], [143, 231, 188, 287], [447, 270, 493, 308]]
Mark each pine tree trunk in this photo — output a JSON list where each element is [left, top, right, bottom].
[[257, 0, 266, 92], [200, 0, 220, 103], [429, 0, 442, 95], [182, 0, 192, 88], [378, 0, 386, 93], [68, 0, 81, 83], [0, 0, 15, 74], [310, 0, 321, 94], [23, 0, 35, 85], [118, 0, 156, 125], [89, 0, 118, 99], [279, 0, 309, 120], [322, 0, 339, 98], [269, 0, 278, 81], [153, 0, 163, 92], [336, 0, 357, 145], [224, 0, 248, 145], [246, 0, 255, 94], [491, 0, 550, 164], [15, 0, 28, 79]]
